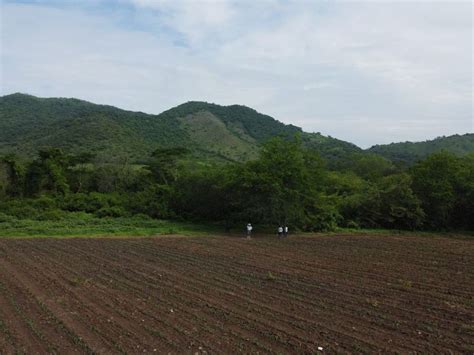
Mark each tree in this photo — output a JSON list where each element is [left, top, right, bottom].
[[377, 173, 424, 229], [0, 154, 24, 197], [345, 153, 395, 181], [170, 167, 233, 222], [24, 148, 69, 196], [147, 147, 189, 185], [225, 136, 336, 230], [451, 154, 474, 229], [411, 152, 461, 229], [327, 171, 378, 228], [90, 153, 139, 193], [66, 152, 96, 193]]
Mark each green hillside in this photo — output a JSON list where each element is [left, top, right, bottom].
[[302, 131, 362, 162], [155, 101, 303, 161], [368, 134, 474, 164], [0, 93, 360, 162], [3, 93, 470, 165], [0, 93, 187, 161]]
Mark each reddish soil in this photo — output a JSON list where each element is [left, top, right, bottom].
[[0, 233, 473, 354]]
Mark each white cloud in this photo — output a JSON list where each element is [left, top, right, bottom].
[[125, 0, 240, 46], [1, 0, 472, 147]]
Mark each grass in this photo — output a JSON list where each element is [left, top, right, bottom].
[[1, 212, 471, 239], [0, 212, 217, 238]]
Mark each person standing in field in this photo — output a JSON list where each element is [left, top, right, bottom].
[[277, 225, 283, 238], [284, 225, 288, 238], [246, 223, 253, 239]]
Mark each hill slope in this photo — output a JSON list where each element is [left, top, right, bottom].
[[0, 93, 187, 161], [368, 134, 474, 164], [4, 93, 470, 165], [0, 93, 361, 162]]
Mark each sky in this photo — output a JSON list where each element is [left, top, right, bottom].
[[1, 0, 472, 148]]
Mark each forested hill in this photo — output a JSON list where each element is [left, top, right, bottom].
[[2, 93, 471, 164], [0, 93, 360, 162], [0, 93, 186, 161], [368, 134, 474, 164]]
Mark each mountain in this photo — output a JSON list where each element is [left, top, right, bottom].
[[368, 134, 474, 164], [0, 93, 184, 161], [0, 93, 360, 162], [3, 93, 471, 165]]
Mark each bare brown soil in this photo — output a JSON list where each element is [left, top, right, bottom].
[[0, 233, 473, 354]]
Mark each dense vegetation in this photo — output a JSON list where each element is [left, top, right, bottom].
[[0, 93, 188, 162], [0, 93, 361, 163], [1, 93, 473, 234], [3, 93, 472, 166], [1, 138, 473, 233], [368, 133, 474, 164]]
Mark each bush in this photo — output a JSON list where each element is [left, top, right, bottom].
[[94, 206, 127, 218], [35, 209, 68, 221], [0, 212, 16, 223], [125, 185, 174, 219], [344, 220, 360, 229], [308, 207, 340, 232], [131, 213, 153, 220], [0, 196, 59, 220], [0, 202, 40, 220], [61, 193, 123, 213], [31, 195, 58, 210]]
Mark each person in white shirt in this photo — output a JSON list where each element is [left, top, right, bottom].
[[277, 226, 283, 238], [246, 223, 253, 239], [284, 225, 288, 238]]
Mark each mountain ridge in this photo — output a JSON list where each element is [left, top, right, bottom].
[[0, 93, 472, 164], [0, 93, 361, 162], [368, 133, 474, 164]]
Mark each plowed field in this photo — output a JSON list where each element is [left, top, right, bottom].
[[0, 234, 473, 354]]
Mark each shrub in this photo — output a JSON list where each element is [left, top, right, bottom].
[[0, 202, 40, 220], [31, 195, 58, 210], [61, 192, 123, 213], [125, 186, 174, 219], [94, 206, 127, 218], [345, 220, 360, 229], [0, 197, 58, 220], [0, 212, 16, 223], [131, 213, 152, 220], [35, 209, 68, 221]]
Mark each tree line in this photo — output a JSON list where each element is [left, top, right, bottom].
[[1, 136, 473, 231]]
